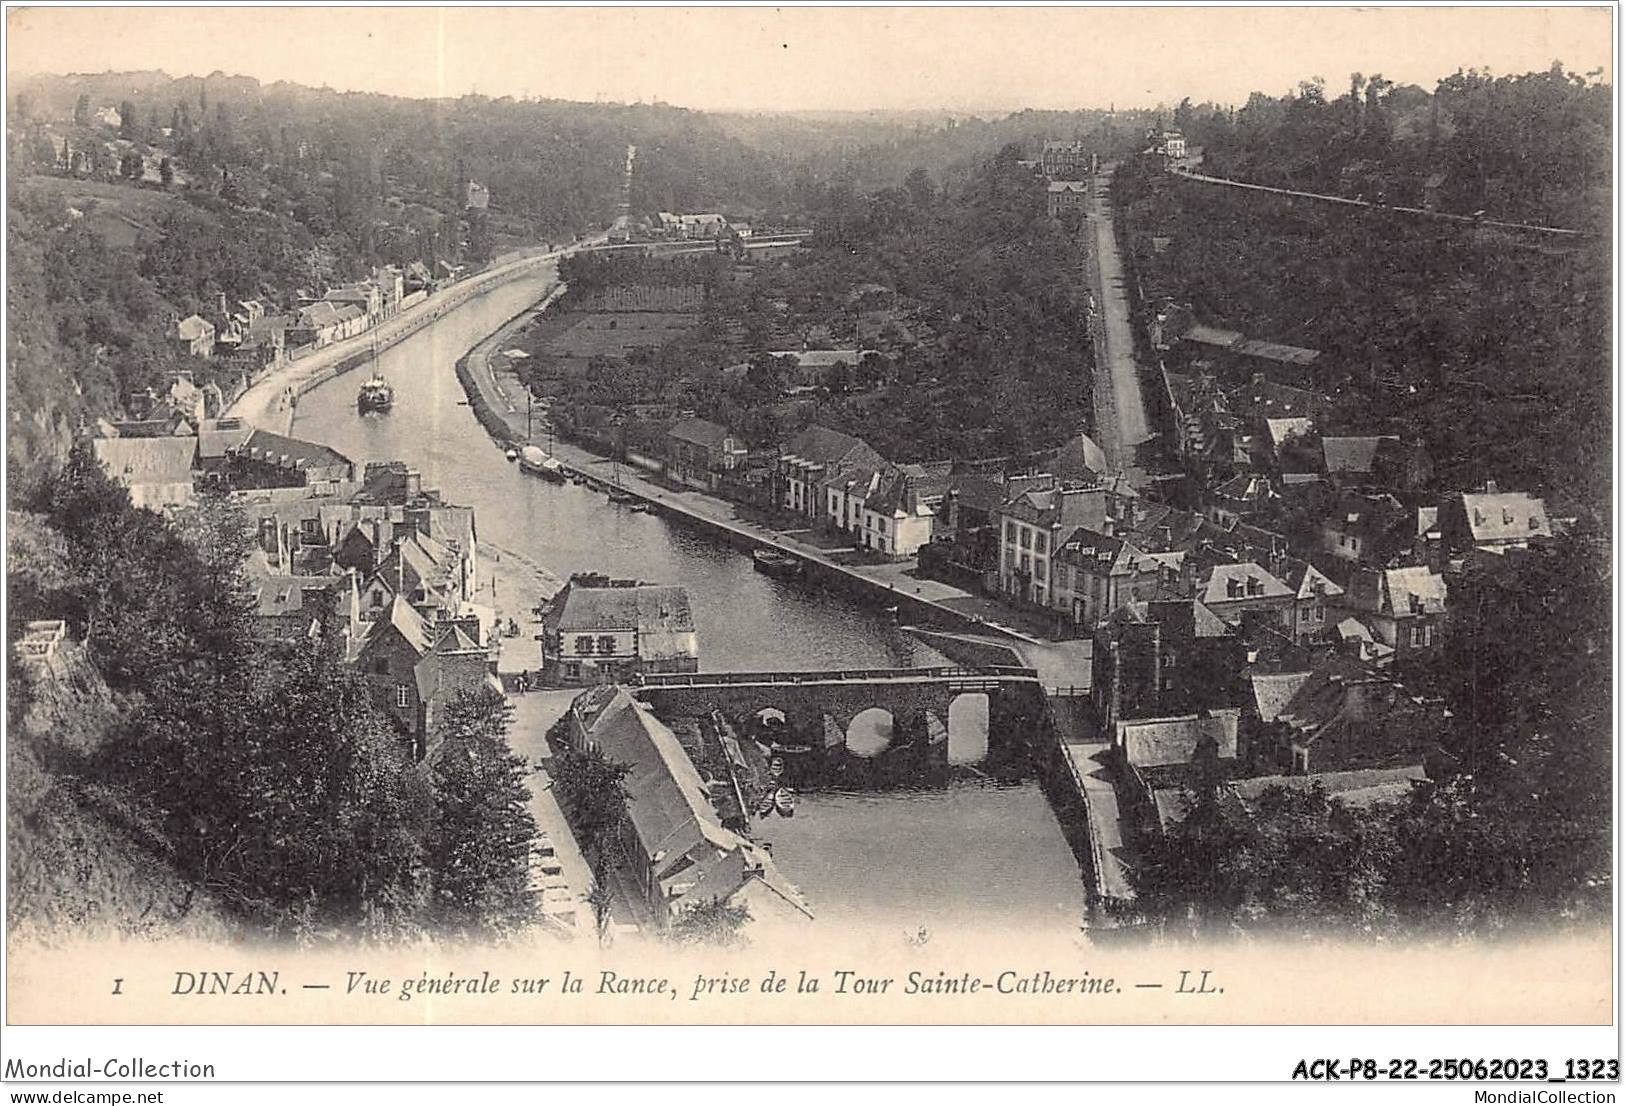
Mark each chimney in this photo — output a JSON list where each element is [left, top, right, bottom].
[[1422, 530, 1443, 574]]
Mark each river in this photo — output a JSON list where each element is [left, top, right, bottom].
[[293, 263, 938, 672], [289, 267, 1086, 937]]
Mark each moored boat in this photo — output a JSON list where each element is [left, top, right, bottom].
[[504, 447, 520, 461], [752, 548, 803, 578], [606, 487, 638, 505], [519, 445, 566, 482], [773, 788, 796, 818]]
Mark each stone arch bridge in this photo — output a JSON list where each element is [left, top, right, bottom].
[[633, 665, 1049, 763]]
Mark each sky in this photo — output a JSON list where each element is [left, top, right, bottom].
[[6, 5, 1615, 114]]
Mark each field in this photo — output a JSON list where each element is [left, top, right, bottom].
[[539, 311, 696, 360], [573, 284, 705, 312], [16, 176, 196, 249]]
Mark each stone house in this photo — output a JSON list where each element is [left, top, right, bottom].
[[1340, 564, 1448, 661], [566, 687, 812, 932], [541, 579, 698, 686], [1438, 484, 1552, 555], [665, 417, 747, 492], [174, 314, 216, 357], [1248, 654, 1445, 776]]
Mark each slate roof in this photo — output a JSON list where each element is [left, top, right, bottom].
[[668, 417, 736, 450], [176, 314, 213, 341], [413, 630, 501, 704], [1212, 472, 1270, 502], [1116, 504, 1210, 552], [1322, 436, 1396, 475], [1278, 557, 1345, 601], [1231, 338, 1321, 366], [297, 301, 343, 328], [866, 466, 933, 518], [365, 594, 432, 656], [323, 284, 375, 305], [1190, 599, 1232, 638], [1233, 377, 1329, 419], [1322, 491, 1411, 546], [554, 584, 694, 635], [1200, 562, 1293, 606], [236, 429, 353, 474], [1119, 709, 1241, 768], [239, 315, 289, 349], [198, 421, 255, 459], [92, 436, 197, 485], [1334, 617, 1397, 664], [1051, 433, 1108, 479], [1383, 566, 1447, 616], [585, 691, 734, 866], [381, 532, 461, 598], [781, 424, 881, 469], [1273, 655, 1394, 743], [950, 474, 1010, 517], [1001, 484, 1108, 532], [1265, 417, 1315, 451], [250, 575, 332, 618], [1250, 671, 1311, 723], [1055, 527, 1158, 577], [1231, 765, 1425, 811], [1460, 491, 1551, 544]]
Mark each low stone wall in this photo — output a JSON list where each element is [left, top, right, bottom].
[[455, 351, 522, 446]]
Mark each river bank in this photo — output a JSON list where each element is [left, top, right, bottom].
[[456, 294, 1107, 691], [225, 242, 591, 434], [282, 259, 1096, 937]]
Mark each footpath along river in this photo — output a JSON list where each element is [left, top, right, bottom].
[[289, 264, 1085, 937]]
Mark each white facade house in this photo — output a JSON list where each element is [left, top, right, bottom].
[[996, 485, 1111, 607]]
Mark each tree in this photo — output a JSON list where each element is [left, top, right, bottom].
[[119, 151, 143, 181], [109, 637, 432, 936], [426, 686, 537, 936], [159, 157, 174, 187], [27, 448, 256, 689], [118, 99, 139, 141], [550, 743, 630, 861], [666, 898, 752, 948], [74, 93, 90, 127]]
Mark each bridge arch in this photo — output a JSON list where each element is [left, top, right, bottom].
[[845, 707, 895, 757], [947, 692, 990, 764]]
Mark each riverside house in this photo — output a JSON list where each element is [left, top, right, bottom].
[[540, 577, 699, 686], [665, 417, 747, 492], [778, 425, 884, 521], [566, 686, 813, 933], [995, 483, 1111, 609]]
